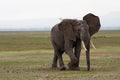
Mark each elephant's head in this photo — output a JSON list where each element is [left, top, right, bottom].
[[82, 13, 101, 70], [58, 19, 90, 50], [83, 13, 101, 36]]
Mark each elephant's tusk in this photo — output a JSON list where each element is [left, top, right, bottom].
[[82, 40, 87, 51], [90, 40, 96, 49]]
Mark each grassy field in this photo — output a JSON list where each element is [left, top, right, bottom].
[[0, 30, 120, 80]]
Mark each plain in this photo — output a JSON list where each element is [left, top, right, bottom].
[[0, 30, 120, 80]]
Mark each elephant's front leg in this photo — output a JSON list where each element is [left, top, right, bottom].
[[64, 39, 77, 70]]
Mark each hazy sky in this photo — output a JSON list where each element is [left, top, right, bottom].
[[0, 0, 120, 30]]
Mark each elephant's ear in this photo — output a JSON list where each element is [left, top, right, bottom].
[[58, 19, 76, 41], [83, 13, 101, 36]]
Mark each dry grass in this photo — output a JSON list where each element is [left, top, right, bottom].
[[0, 31, 120, 80]]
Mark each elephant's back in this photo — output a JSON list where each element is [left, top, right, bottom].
[[51, 24, 63, 37], [51, 24, 64, 49], [51, 24, 59, 32]]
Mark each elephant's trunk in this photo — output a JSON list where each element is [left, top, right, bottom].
[[81, 40, 90, 71], [80, 32, 90, 71]]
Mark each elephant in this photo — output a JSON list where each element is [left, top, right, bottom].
[[51, 13, 101, 71], [51, 19, 90, 70]]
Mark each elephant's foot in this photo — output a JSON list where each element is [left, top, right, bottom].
[[60, 66, 66, 71], [68, 62, 80, 70], [52, 64, 58, 69]]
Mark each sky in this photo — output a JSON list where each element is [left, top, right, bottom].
[[0, 0, 120, 30]]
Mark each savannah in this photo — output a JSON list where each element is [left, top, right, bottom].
[[0, 30, 120, 80]]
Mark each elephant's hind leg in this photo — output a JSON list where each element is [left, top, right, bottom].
[[52, 49, 66, 70], [57, 51, 66, 70], [52, 50, 58, 69]]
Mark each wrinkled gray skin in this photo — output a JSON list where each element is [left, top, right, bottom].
[[51, 13, 101, 71], [51, 19, 90, 70]]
